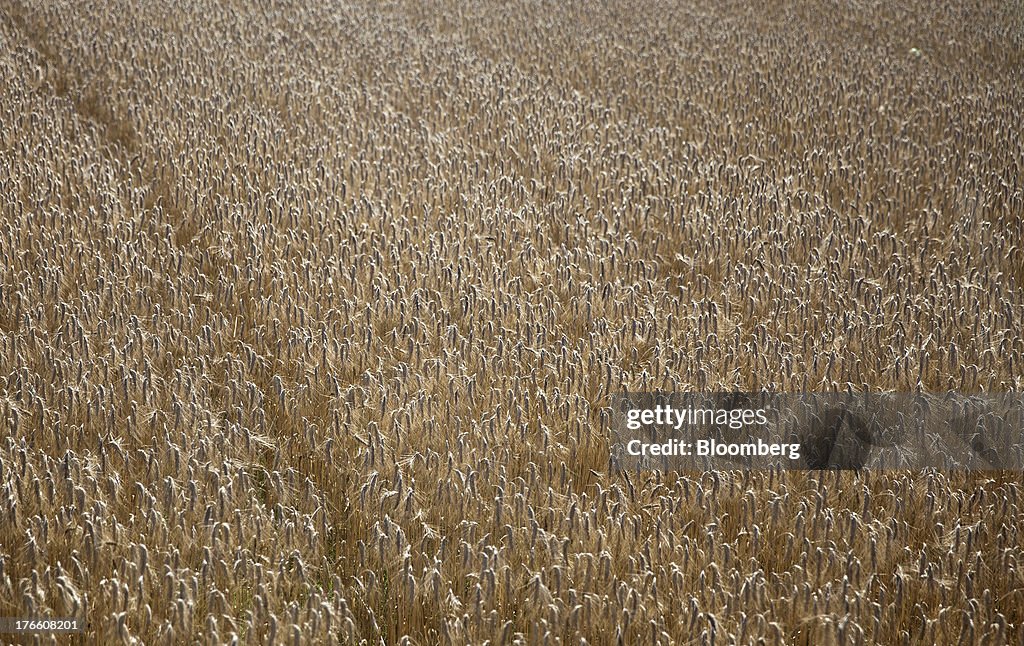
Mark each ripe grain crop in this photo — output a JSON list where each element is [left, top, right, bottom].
[[1, 0, 1022, 644]]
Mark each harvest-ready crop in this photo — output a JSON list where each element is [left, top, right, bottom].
[[1, 0, 1022, 643]]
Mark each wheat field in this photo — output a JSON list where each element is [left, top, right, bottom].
[[1, 0, 1023, 644]]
